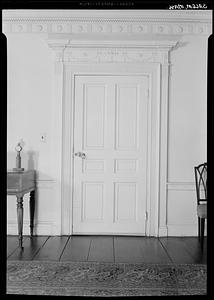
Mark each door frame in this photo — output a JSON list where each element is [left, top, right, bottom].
[[47, 39, 178, 236], [63, 63, 160, 236]]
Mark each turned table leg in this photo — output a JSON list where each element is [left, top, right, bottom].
[[29, 190, 35, 237], [16, 195, 24, 249]]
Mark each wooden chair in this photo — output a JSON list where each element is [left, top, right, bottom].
[[194, 162, 207, 248]]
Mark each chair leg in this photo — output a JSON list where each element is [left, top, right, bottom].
[[198, 217, 201, 240], [200, 218, 205, 250]]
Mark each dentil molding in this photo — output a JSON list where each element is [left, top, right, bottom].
[[2, 10, 212, 35]]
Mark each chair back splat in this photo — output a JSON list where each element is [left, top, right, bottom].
[[194, 162, 207, 205]]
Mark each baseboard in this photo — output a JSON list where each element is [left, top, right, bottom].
[[7, 220, 61, 235], [167, 224, 207, 236], [7, 221, 206, 237], [158, 226, 168, 236]]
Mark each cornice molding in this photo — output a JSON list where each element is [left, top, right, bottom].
[[2, 9, 212, 21], [2, 10, 212, 35], [52, 39, 178, 48]]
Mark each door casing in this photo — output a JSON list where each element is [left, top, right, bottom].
[[61, 62, 161, 236]]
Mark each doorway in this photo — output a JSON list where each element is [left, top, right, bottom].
[[72, 75, 150, 235]]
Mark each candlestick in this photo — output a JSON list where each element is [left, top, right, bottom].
[[13, 142, 24, 171]]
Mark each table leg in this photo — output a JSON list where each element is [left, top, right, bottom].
[[16, 195, 24, 249], [29, 190, 35, 237]]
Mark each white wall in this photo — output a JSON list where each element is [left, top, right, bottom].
[[6, 34, 62, 235], [167, 35, 207, 235], [4, 11, 209, 236]]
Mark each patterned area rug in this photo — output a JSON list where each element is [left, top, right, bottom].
[[7, 261, 207, 296]]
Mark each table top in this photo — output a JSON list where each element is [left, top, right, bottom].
[[7, 169, 35, 174]]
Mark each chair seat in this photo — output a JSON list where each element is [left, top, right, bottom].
[[197, 204, 207, 218]]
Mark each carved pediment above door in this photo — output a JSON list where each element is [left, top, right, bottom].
[[47, 39, 179, 64]]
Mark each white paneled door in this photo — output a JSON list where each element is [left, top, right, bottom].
[[73, 75, 150, 235]]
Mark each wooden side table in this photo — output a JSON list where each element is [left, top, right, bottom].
[[7, 170, 36, 249]]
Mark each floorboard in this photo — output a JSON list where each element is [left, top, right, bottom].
[[88, 236, 114, 262], [114, 236, 145, 263], [7, 236, 27, 258], [8, 236, 49, 261], [179, 237, 207, 264], [60, 235, 91, 261], [159, 237, 198, 264], [6, 235, 207, 264], [139, 237, 172, 264], [33, 236, 69, 261]]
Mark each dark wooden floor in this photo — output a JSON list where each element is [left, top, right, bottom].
[[7, 235, 207, 264]]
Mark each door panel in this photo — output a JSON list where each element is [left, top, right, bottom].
[[83, 84, 106, 149], [115, 84, 139, 150], [82, 182, 104, 221], [73, 75, 149, 235], [114, 182, 137, 222]]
